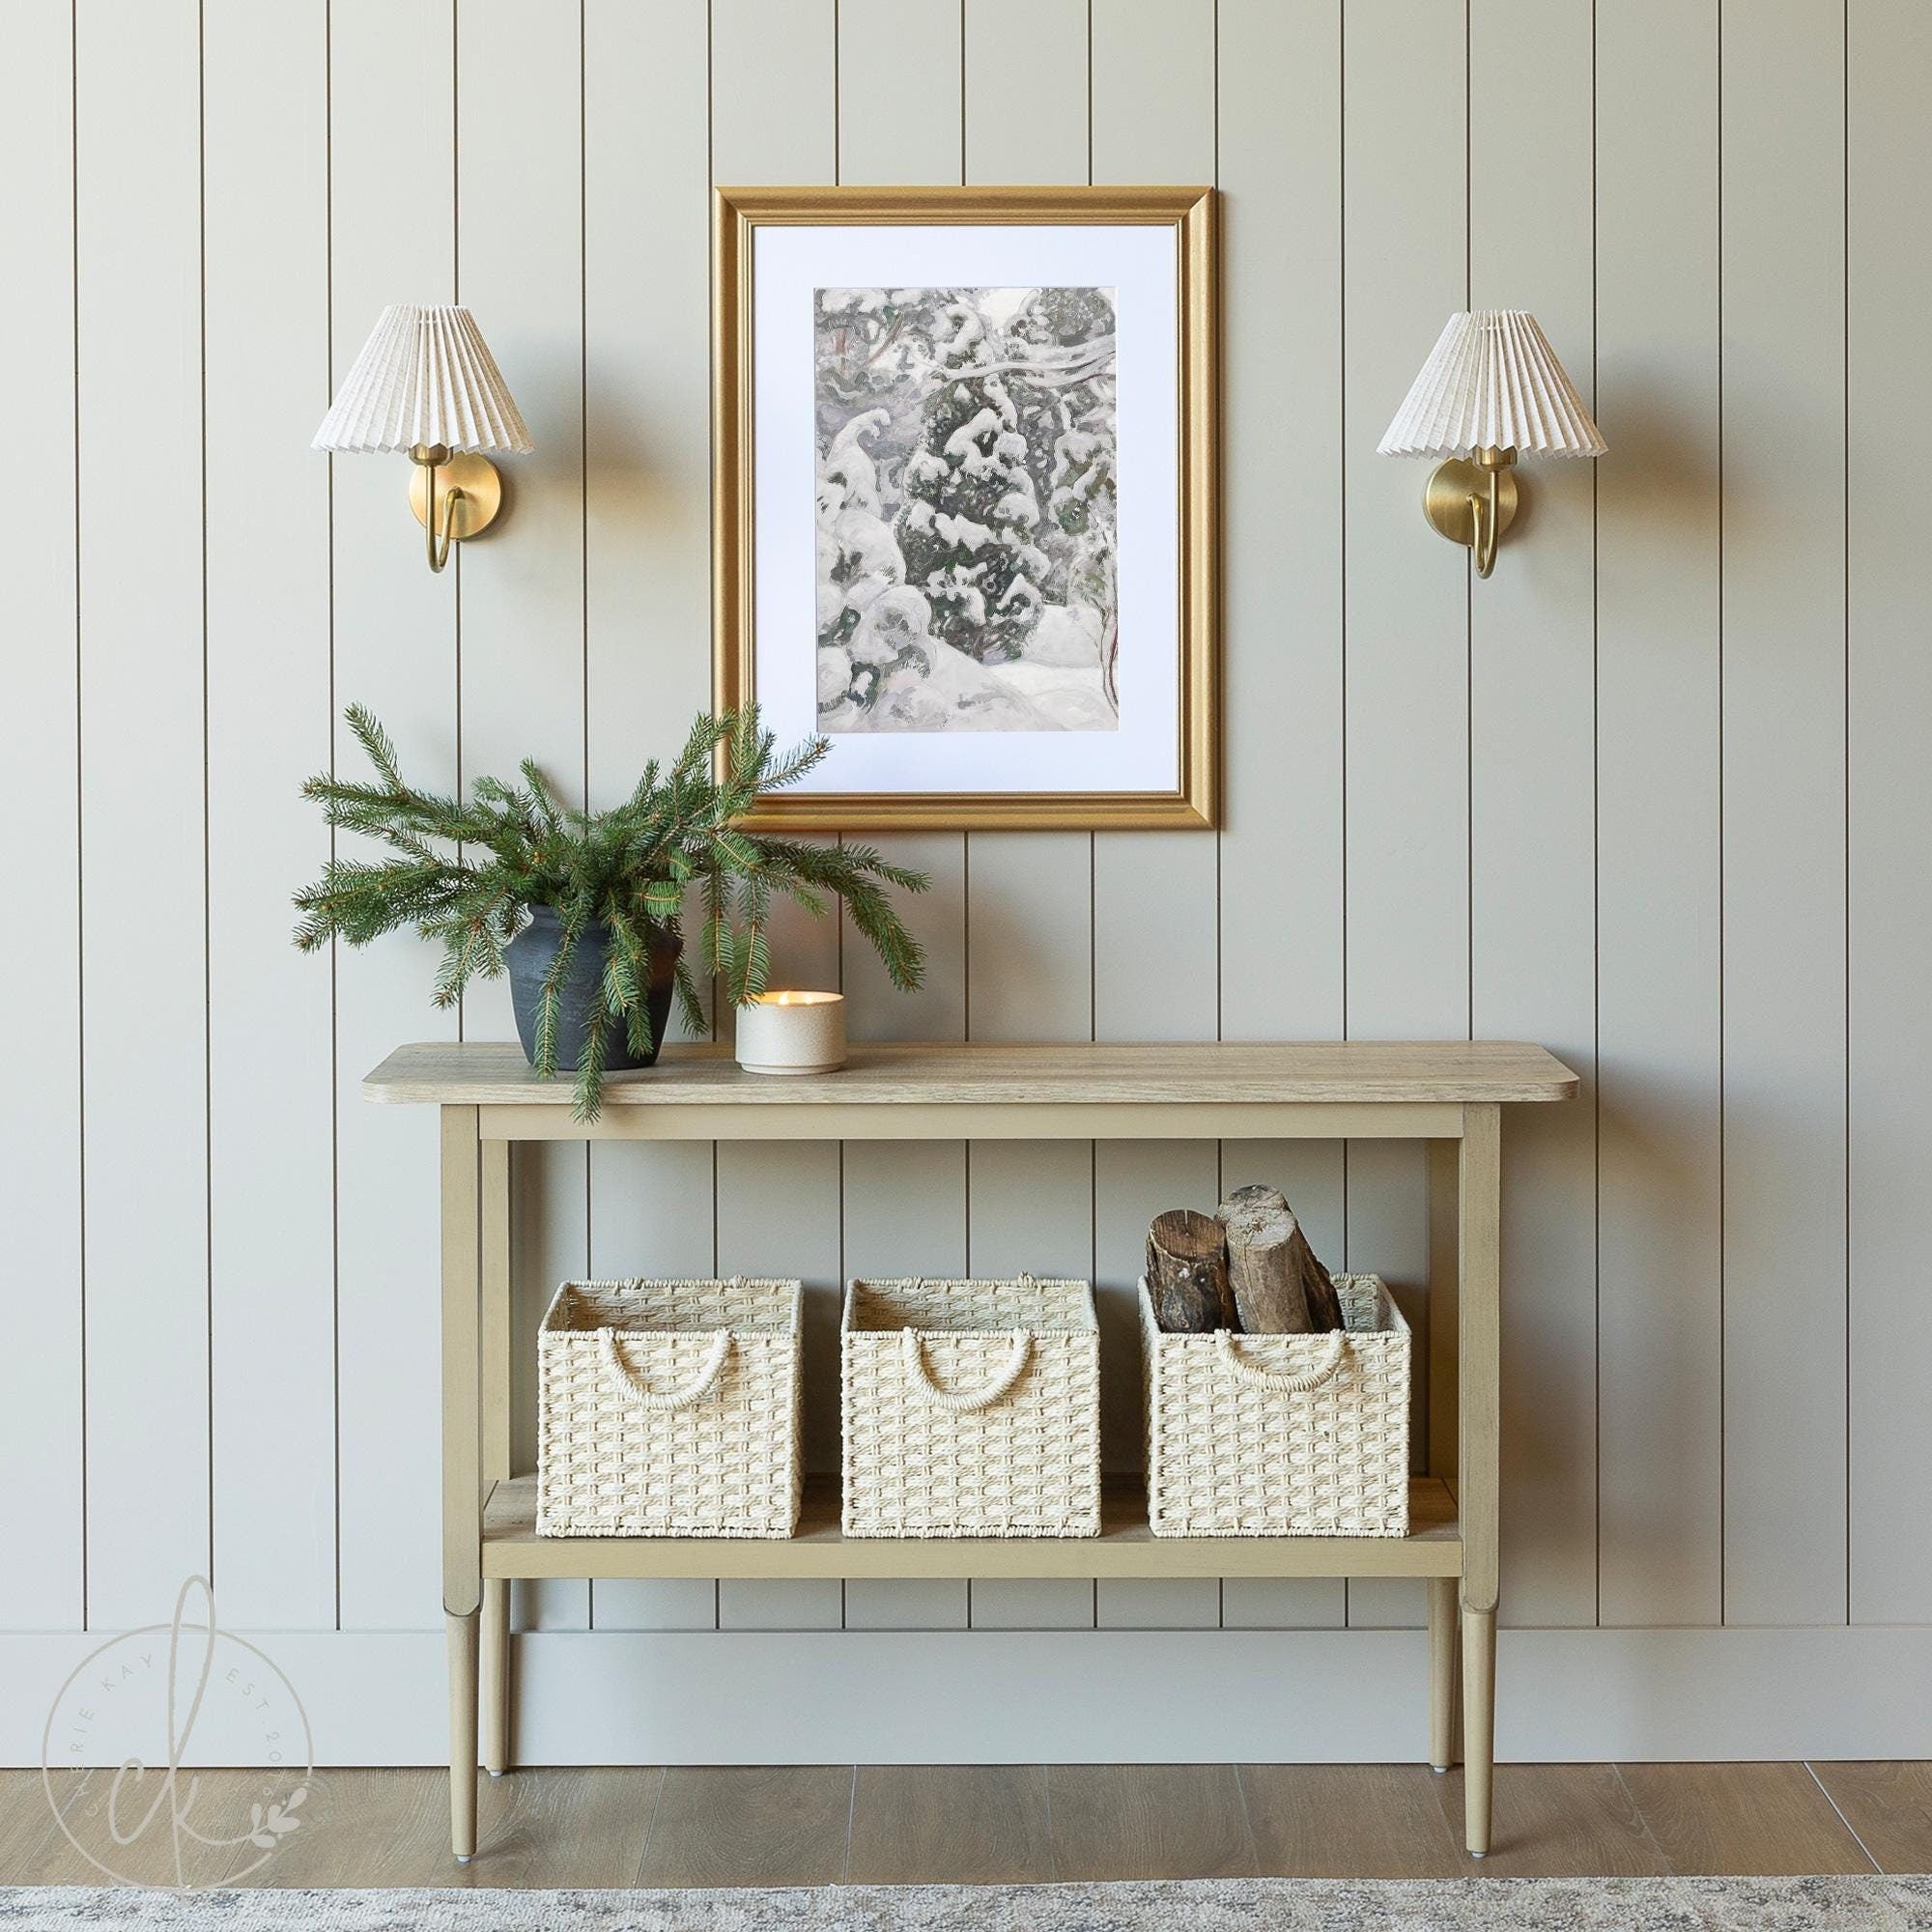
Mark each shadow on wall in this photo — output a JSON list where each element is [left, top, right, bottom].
[[1596, 365, 1719, 536], [581, 351, 668, 512]]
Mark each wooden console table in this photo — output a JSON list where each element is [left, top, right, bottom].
[[364, 1038, 1577, 1861]]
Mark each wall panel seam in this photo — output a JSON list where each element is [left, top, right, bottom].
[[326, 0, 341, 1635], [579, 0, 592, 1624], [1463, 0, 1472, 1054], [1336, 0, 1349, 1627], [1714, 0, 1727, 1631], [198, 0, 215, 1602], [1212, 0, 1221, 1631], [71, 0, 91, 1636], [1590, 0, 1602, 1633], [1838, 0, 1852, 1631]]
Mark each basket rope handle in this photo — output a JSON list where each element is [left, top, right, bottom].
[[1212, 1326, 1350, 1394], [900, 1325, 1033, 1411], [598, 1326, 732, 1412]]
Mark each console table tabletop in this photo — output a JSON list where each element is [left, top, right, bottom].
[[366, 1037, 1577, 1109]]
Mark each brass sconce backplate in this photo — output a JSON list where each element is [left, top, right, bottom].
[[1423, 457, 1519, 551], [409, 453, 505, 541]]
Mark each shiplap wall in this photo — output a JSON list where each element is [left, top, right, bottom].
[[4, 0, 1929, 1761]]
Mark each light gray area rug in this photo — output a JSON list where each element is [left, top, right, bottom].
[[5, 1880, 1932, 1930]]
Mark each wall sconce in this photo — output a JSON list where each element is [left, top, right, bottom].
[[1378, 311, 1604, 577], [313, 305, 532, 573]]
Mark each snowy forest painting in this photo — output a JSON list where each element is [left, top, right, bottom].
[[814, 286, 1119, 733]]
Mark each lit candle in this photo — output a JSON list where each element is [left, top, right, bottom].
[[734, 990, 846, 1076]]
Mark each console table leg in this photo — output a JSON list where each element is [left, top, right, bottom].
[[477, 1136, 512, 1780], [440, 1105, 484, 1860], [1462, 1604, 1495, 1854], [1428, 1577, 1459, 1771], [480, 1578, 510, 1776], [1457, 1103, 1501, 1857], [447, 1608, 479, 1860]]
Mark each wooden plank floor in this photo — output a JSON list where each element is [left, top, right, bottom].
[[0, 1763, 1919, 1888]]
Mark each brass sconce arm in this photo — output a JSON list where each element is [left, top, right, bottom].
[[1423, 443, 1519, 578], [1469, 445, 1515, 578], [406, 443, 507, 573], [411, 443, 461, 573]]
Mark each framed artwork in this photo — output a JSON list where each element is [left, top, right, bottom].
[[713, 185, 1218, 832]]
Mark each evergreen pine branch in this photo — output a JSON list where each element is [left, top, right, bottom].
[[531, 900, 590, 1080], [600, 907, 655, 1059], [711, 903, 740, 998], [672, 955, 709, 1041], [736, 871, 772, 1004], [293, 858, 451, 948], [573, 1002, 610, 1122], [297, 701, 930, 1116], [753, 837, 931, 901], [832, 839, 933, 894], [520, 758, 564, 836], [358, 822, 443, 866], [640, 877, 684, 923], [674, 710, 728, 784], [623, 757, 663, 815], [304, 775, 493, 844], [751, 731, 831, 794], [767, 874, 829, 923], [430, 914, 503, 1009], [710, 827, 761, 874], [343, 701, 404, 792], [698, 867, 728, 982], [839, 877, 926, 991]]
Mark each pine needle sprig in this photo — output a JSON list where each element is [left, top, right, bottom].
[[294, 699, 928, 1117]]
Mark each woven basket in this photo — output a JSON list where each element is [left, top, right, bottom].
[[841, 1276, 1101, 1538], [1142, 1273, 1410, 1537], [536, 1277, 802, 1538]]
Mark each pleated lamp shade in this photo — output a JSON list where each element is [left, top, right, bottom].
[[1378, 310, 1605, 459], [314, 304, 533, 455]]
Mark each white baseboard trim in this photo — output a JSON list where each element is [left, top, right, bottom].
[[6, 1625, 1927, 1767]]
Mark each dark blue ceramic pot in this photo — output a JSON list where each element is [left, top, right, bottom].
[[503, 907, 680, 1072]]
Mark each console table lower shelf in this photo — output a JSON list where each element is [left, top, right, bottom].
[[481, 1473, 1463, 1579], [475, 1477, 1468, 1833]]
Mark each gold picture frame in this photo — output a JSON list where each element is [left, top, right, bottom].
[[712, 184, 1219, 832]]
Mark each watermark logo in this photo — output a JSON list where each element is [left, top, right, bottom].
[[41, 1576, 316, 1888]]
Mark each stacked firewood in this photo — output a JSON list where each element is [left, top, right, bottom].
[[1146, 1187, 1346, 1334]]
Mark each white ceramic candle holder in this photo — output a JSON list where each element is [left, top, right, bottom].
[[734, 991, 846, 1076]]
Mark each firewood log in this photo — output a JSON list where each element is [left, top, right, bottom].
[[1215, 1184, 1345, 1333], [1145, 1208, 1236, 1332]]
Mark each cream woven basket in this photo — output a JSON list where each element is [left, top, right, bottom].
[[536, 1277, 802, 1538], [1141, 1272, 1410, 1537], [841, 1276, 1101, 1538]]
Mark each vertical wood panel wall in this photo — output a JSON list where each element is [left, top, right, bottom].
[[1593, 0, 1724, 1633], [74, 0, 211, 1635], [2, 0, 84, 1636], [4, 0, 1926, 1753]]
